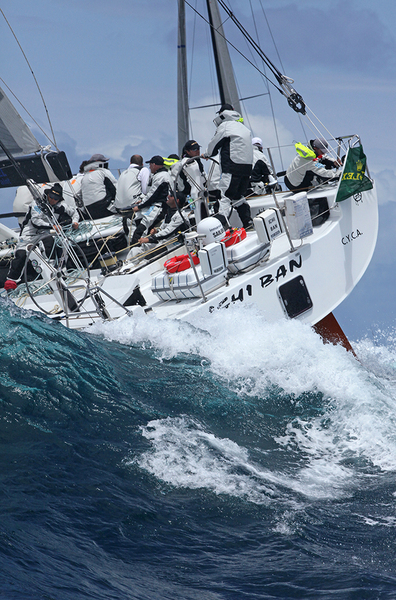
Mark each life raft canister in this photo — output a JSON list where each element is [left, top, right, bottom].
[[164, 253, 200, 274], [221, 227, 246, 247]]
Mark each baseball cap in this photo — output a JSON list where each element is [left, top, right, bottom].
[[46, 182, 63, 201], [146, 155, 164, 166], [184, 140, 200, 151], [88, 153, 109, 162]]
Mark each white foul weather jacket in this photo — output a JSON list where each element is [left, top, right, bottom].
[[204, 110, 253, 176], [81, 161, 118, 207], [170, 157, 207, 200], [114, 164, 150, 209], [18, 198, 79, 249], [286, 142, 340, 189], [139, 167, 171, 210]]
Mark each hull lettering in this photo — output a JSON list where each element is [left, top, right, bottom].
[[209, 255, 303, 312], [342, 229, 363, 245]]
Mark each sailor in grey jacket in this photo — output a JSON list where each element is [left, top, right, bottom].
[[203, 104, 253, 228]]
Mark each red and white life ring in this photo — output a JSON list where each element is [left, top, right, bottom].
[[221, 227, 246, 247], [164, 253, 200, 273]]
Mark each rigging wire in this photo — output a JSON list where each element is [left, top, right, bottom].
[[256, 0, 309, 143], [254, 0, 308, 145], [251, 1, 339, 160], [233, 1, 339, 157], [0, 77, 54, 147], [0, 8, 58, 149], [185, 0, 339, 163], [214, 0, 306, 114], [247, 0, 285, 169], [187, 0, 198, 140], [183, 0, 283, 97], [189, 2, 222, 139], [257, 0, 285, 74]]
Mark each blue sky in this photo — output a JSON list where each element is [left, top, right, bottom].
[[1, 0, 395, 339]]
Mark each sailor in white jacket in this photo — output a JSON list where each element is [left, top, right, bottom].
[[80, 153, 118, 220], [113, 154, 150, 211], [249, 137, 279, 195], [285, 138, 341, 192], [127, 191, 190, 263], [203, 104, 253, 228], [4, 183, 79, 290], [129, 155, 171, 245], [171, 140, 207, 200]]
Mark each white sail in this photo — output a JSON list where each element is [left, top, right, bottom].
[[0, 85, 41, 159]]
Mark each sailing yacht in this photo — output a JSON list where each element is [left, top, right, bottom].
[[0, 0, 378, 343]]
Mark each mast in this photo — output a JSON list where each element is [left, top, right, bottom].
[[206, 0, 241, 114], [177, 0, 190, 155]]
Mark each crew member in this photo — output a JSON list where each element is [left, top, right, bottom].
[[202, 103, 253, 228], [171, 140, 207, 200], [284, 138, 341, 192], [129, 155, 171, 245], [249, 137, 279, 195], [4, 184, 79, 290], [80, 153, 118, 219], [127, 191, 189, 263], [113, 154, 150, 211]]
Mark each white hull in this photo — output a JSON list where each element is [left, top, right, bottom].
[[8, 182, 378, 331]]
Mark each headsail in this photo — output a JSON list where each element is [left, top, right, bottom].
[[0, 85, 72, 188], [0, 85, 41, 158]]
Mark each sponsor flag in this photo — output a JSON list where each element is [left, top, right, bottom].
[[335, 144, 373, 202]]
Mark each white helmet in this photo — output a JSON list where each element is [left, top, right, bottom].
[[197, 217, 225, 245]]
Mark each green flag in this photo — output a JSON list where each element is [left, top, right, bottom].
[[335, 144, 373, 202]]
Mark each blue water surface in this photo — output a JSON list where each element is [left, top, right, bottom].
[[1, 300, 396, 599]]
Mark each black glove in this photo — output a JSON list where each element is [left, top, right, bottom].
[[38, 198, 52, 216], [74, 192, 84, 209], [320, 157, 337, 170], [55, 204, 65, 215]]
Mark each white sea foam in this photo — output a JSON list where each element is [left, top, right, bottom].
[[91, 304, 396, 501], [134, 416, 299, 506], [90, 303, 354, 396]]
